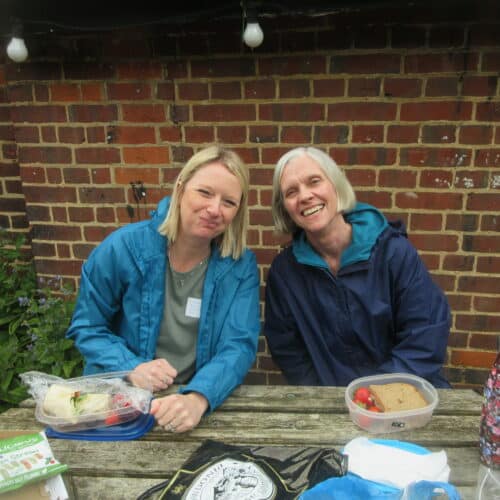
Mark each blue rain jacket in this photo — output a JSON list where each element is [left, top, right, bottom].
[[66, 196, 261, 411], [264, 203, 451, 388]]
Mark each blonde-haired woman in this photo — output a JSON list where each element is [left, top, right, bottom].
[[67, 145, 260, 432]]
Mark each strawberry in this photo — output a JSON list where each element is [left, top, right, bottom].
[[104, 413, 120, 425], [353, 387, 371, 405], [112, 393, 132, 409]]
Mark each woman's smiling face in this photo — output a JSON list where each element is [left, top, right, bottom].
[[280, 154, 340, 236], [178, 161, 242, 243]]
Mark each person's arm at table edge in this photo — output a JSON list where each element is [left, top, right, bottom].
[[263, 262, 321, 386], [376, 239, 451, 388], [66, 237, 147, 373]]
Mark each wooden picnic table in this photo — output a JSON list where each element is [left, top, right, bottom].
[[0, 385, 483, 499]]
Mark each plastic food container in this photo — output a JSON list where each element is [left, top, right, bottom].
[[21, 371, 152, 433], [345, 373, 438, 434]]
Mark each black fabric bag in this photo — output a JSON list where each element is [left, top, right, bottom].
[[137, 439, 347, 499]]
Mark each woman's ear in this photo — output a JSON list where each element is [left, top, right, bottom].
[[176, 180, 184, 199]]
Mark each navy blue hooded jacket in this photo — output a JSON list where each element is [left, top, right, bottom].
[[264, 203, 451, 388]]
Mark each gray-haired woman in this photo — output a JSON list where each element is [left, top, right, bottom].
[[264, 146, 451, 388]]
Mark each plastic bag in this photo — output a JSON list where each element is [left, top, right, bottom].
[[300, 473, 402, 500], [343, 437, 450, 489], [299, 438, 461, 500], [137, 439, 348, 499], [405, 480, 461, 500], [20, 370, 152, 432], [475, 464, 500, 500], [300, 475, 461, 500]]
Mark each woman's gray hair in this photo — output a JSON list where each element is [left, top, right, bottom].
[[272, 147, 356, 235], [158, 145, 249, 259]]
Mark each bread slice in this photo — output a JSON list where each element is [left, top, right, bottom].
[[368, 382, 428, 412]]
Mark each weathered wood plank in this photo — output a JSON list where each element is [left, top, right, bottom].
[[0, 407, 481, 447], [2, 411, 480, 486], [49, 439, 200, 479], [47, 440, 482, 487], [0, 408, 482, 481], [160, 385, 482, 415], [67, 475, 162, 500], [436, 447, 482, 486], [19, 386, 482, 415], [153, 413, 481, 448], [0, 408, 45, 431], [189, 386, 482, 416], [457, 486, 479, 500], [64, 475, 479, 500]]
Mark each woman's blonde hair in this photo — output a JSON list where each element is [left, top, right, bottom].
[[158, 145, 249, 259], [272, 147, 356, 235]]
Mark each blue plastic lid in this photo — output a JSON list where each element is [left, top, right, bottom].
[[45, 413, 155, 441]]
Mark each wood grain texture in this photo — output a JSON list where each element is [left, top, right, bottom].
[[62, 475, 479, 500], [19, 386, 483, 414]]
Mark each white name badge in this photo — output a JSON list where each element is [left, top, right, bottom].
[[185, 297, 202, 318]]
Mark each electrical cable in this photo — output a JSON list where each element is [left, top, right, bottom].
[[131, 182, 147, 222], [12, 3, 244, 34], [5, 0, 425, 36]]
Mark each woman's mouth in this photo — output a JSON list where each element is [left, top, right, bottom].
[[302, 204, 325, 217], [200, 218, 219, 229]]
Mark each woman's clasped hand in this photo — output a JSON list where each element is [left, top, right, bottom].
[[129, 359, 178, 392]]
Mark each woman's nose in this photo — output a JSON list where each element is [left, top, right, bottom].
[[298, 186, 313, 201], [206, 198, 222, 216]]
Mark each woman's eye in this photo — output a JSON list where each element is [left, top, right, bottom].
[[197, 189, 211, 196], [223, 199, 238, 208], [284, 189, 296, 198]]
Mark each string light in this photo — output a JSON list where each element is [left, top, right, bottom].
[[6, 22, 28, 63], [243, 21, 264, 48], [7, 37, 28, 62], [242, 7, 264, 49]]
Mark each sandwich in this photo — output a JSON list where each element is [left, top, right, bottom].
[[43, 384, 111, 423], [368, 382, 428, 412]]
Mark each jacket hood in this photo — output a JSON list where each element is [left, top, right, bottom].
[[341, 202, 389, 267], [149, 196, 171, 231], [293, 202, 388, 269]]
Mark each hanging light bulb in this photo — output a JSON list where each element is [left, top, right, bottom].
[[243, 21, 264, 48], [7, 37, 28, 63], [6, 22, 28, 63], [242, 8, 264, 49]]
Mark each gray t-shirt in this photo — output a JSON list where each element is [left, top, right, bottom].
[[156, 258, 208, 384]]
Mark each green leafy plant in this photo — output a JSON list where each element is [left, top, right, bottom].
[[0, 231, 83, 412]]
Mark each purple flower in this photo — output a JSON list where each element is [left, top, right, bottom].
[[17, 296, 30, 307]]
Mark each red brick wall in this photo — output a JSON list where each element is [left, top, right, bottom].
[[0, 4, 498, 388]]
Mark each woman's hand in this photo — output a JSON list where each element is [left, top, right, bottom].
[[129, 359, 178, 392], [150, 392, 209, 433]]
